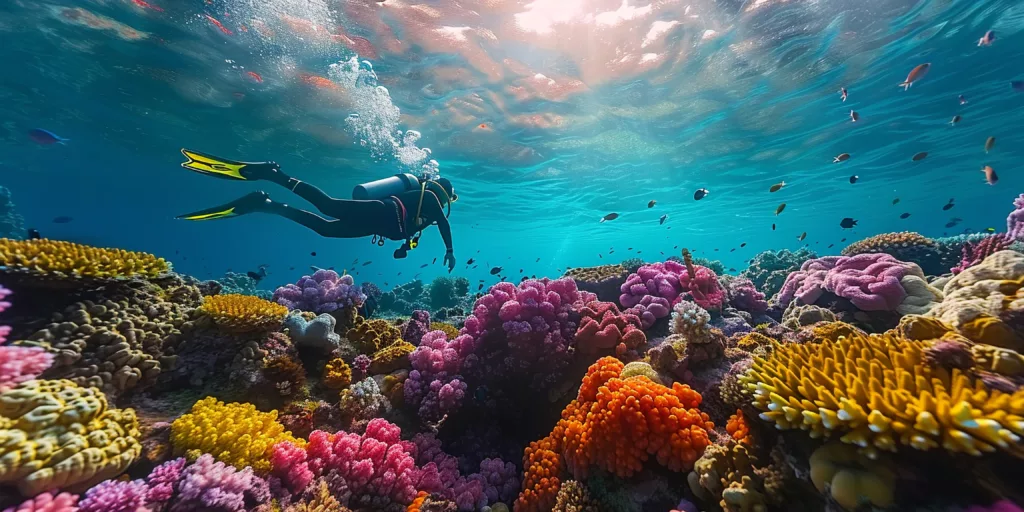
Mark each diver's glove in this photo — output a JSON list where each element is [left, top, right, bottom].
[[394, 246, 409, 259], [443, 249, 455, 273]]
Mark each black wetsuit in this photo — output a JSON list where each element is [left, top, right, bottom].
[[259, 168, 454, 257]]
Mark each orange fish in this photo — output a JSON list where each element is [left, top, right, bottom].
[[245, 71, 263, 83], [299, 73, 338, 91], [982, 165, 998, 185], [205, 14, 232, 35], [132, 0, 163, 12], [899, 63, 930, 91]]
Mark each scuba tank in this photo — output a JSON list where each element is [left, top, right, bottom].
[[352, 173, 420, 200]]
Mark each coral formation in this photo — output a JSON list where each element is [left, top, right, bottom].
[[516, 357, 713, 511], [809, 443, 895, 511], [169, 397, 303, 473], [1, 492, 79, 512], [740, 328, 1024, 457], [427, 275, 470, 310], [0, 239, 169, 282], [323, 357, 352, 390], [723, 276, 768, 314], [273, 270, 366, 313], [564, 264, 629, 302], [688, 441, 776, 512], [219, 271, 272, 299], [574, 301, 646, 357], [199, 294, 288, 333], [284, 313, 341, 353], [741, 248, 816, 298], [0, 379, 141, 496], [781, 302, 837, 329], [841, 231, 943, 274], [405, 330, 473, 423], [0, 346, 53, 392], [620, 260, 726, 312], [552, 480, 599, 512]]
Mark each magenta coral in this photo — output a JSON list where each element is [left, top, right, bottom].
[[967, 501, 1024, 512], [1, 492, 79, 512], [77, 479, 148, 512], [624, 295, 671, 329], [953, 234, 1014, 274], [678, 264, 727, 311], [0, 346, 54, 392], [776, 253, 913, 311], [619, 261, 726, 313], [410, 433, 518, 511], [146, 457, 186, 503], [459, 278, 594, 390], [172, 453, 267, 512], [0, 285, 10, 344], [270, 418, 421, 509], [401, 310, 432, 345], [725, 277, 768, 314], [272, 269, 366, 313]]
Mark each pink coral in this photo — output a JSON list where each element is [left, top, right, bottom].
[[776, 254, 914, 311], [1007, 193, 1024, 240], [1, 493, 79, 512], [270, 418, 421, 509], [0, 346, 54, 392], [574, 301, 647, 356], [678, 264, 727, 311], [77, 480, 148, 512], [624, 295, 671, 329], [0, 285, 10, 344], [459, 278, 594, 389], [619, 261, 725, 313], [172, 453, 266, 512], [953, 234, 1014, 274], [146, 457, 186, 503], [724, 277, 768, 314]]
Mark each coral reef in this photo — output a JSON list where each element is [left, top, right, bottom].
[[741, 248, 816, 299], [0, 379, 141, 496], [427, 276, 470, 310], [688, 440, 779, 512], [781, 303, 837, 329], [273, 270, 366, 313], [405, 330, 473, 423], [809, 443, 895, 511], [1, 492, 80, 512], [284, 313, 342, 353], [842, 231, 944, 275], [219, 272, 272, 299], [574, 301, 646, 357], [0, 239, 169, 283], [564, 264, 629, 302], [723, 276, 768, 314], [953, 234, 1016, 275], [740, 328, 1024, 457], [198, 294, 288, 333], [323, 358, 352, 390], [516, 357, 713, 511], [620, 259, 726, 312], [552, 480, 599, 512], [169, 397, 303, 473]]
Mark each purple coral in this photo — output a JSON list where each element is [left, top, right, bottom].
[[776, 254, 914, 311], [724, 277, 768, 314], [77, 479, 149, 512], [619, 261, 726, 313], [273, 270, 366, 313], [0, 285, 10, 344], [147, 457, 187, 503], [952, 234, 1014, 274], [410, 433, 518, 511], [2, 492, 80, 512], [171, 454, 267, 512], [624, 295, 671, 329], [460, 278, 594, 390], [405, 330, 476, 422], [1007, 194, 1024, 240], [402, 310, 432, 346]]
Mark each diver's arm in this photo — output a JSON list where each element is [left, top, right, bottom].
[[437, 214, 453, 254]]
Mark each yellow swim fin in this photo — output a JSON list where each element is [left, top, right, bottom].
[[180, 148, 254, 181], [176, 191, 270, 221]]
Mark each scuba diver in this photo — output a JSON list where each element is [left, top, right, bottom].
[[175, 149, 457, 272]]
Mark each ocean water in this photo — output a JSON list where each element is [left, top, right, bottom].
[[1, 0, 1023, 286]]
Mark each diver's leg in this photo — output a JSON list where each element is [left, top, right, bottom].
[[262, 197, 379, 238], [248, 165, 355, 216]]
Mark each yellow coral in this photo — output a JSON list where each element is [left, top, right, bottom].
[[0, 238, 169, 280], [429, 322, 460, 340], [928, 251, 1024, 351], [0, 379, 142, 495], [808, 321, 864, 342], [346, 318, 404, 355], [740, 330, 1024, 457], [170, 397, 303, 473], [620, 361, 662, 382], [199, 294, 288, 333], [809, 443, 895, 511], [735, 332, 774, 352], [688, 441, 769, 512], [369, 341, 414, 374], [563, 264, 628, 283], [322, 358, 352, 390], [285, 479, 350, 511], [973, 344, 1024, 377], [841, 231, 935, 257]]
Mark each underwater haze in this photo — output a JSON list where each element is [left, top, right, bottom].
[[1, 0, 1023, 285]]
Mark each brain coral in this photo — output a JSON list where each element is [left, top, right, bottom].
[[516, 356, 713, 511], [0, 379, 141, 496], [564, 264, 629, 302], [26, 288, 187, 396], [841, 232, 942, 274], [0, 239, 169, 281], [927, 250, 1024, 351], [740, 329, 1024, 458], [198, 294, 288, 333], [170, 397, 303, 473]]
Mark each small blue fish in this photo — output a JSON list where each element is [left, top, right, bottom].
[[28, 129, 69, 145]]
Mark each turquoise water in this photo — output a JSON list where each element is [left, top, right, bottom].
[[1, 0, 1022, 288]]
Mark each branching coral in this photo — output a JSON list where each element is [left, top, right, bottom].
[[0, 379, 141, 496], [726, 410, 754, 446], [199, 294, 288, 333], [172, 453, 270, 511], [405, 330, 475, 423], [339, 377, 392, 433], [741, 248, 816, 299], [1, 492, 80, 512], [0, 346, 53, 392], [953, 234, 1016, 275], [552, 480, 599, 512], [574, 301, 646, 357], [77, 478, 149, 512], [515, 357, 713, 511], [0, 239, 169, 281], [169, 397, 303, 473], [620, 259, 726, 312], [323, 358, 352, 390], [740, 329, 1024, 457], [723, 277, 768, 314], [273, 270, 366, 313]]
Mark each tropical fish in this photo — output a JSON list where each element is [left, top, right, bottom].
[[205, 14, 233, 35], [950, 115, 961, 126], [659, 214, 668, 225], [982, 165, 998, 185], [840, 87, 848, 102], [849, 175, 859, 184], [839, 218, 858, 229], [978, 30, 995, 47], [420, 264, 428, 268], [828, 244, 834, 248], [28, 128, 69, 145], [52, 216, 73, 224], [467, 258, 475, 265], [959, 94, 968, 105], [310, 251, 316, 256], [945, 218, 963, 228], [850, 110, 859, 122], [693, 188, 709, 200], [740, 243, 747, 247], [775, 203, 786, 215], [769, 181, 785, 193], [798, 232, 806, 241], [985, 136, 995, 153], [986, 227, 997, 233], [490, 267, 502, 275], [833, 153, 850, 163], [943, 199, 954, 211], [900, 213, 911, 219], [772, 223, 776, 231], [911, 152, 928, 162], [648, 200, 657, 208], [245, 71, 263, 83], [362, 261, 372, 266], [892, 198, 900, 205], [600, 213, 619, 223], [899, 63, 930, 90]]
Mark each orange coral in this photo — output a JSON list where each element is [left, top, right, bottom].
[[727, 410, 754, 446], [322, 358, 352, 390], [515, 357, 714, 512], [407, 491, 428, 512], [199, 294, 288, 333]]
